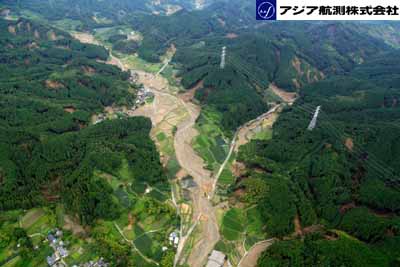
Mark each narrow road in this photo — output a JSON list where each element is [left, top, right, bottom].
[[211, 131, 237, 198], [156, 59, 170, 76], [114, 222, 160, 266], [212, 104, 282, 196]]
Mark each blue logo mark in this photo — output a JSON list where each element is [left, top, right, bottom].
[[256, 0, 276, 20]]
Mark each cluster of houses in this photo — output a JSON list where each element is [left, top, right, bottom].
[[93, 113, 107, 125], [168, 231, 180, 248], [135, 86, 154, 107], [46, 229, 108, 267], [93, 86, 154, 125], [46, 230, 68, 266], [129, 70, 154, 107]]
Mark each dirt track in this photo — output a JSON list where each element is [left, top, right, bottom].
[[238, 239, 274, 267]]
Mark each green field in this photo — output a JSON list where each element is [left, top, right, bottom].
[[161, 65, 181, 88], [92, 163, 177, 263], [119, 53, 162, 73], [217, 206, 267, 264], [218, 169, 235, 186], [0, 206, 103, 267], [214, 240, 242, 265], [53, 19, 83, 31], [193, 108, 229, 171], [93, 26, 135, 44], [252, 128, 273, 141], [221, 208, 245, 241]]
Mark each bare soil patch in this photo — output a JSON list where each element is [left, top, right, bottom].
[[294, 214, 303, 236], [45, 80, 64, 89], [231, 162, 246, 177], [340, 202, 356, 214], [180, 203, 191, 215], [8, 25, 16, 35], [82, 66, 96, 75], [270, 83, 297, 104], [48, 30, 57, 41], [166, 5, 183, 15], [291, 56, 303, 76], [226, 33, 238, 39], [72, 32, 100, 45], [34, 30, 40, 39], [63, 106, 76, 113], [239, 240, 274, 267], [63, 215, 86, 236], [292, 78, 301, 89], [127, 213, 135, 230], [345, 138, 354, 151], [181, 80, 203, 102]]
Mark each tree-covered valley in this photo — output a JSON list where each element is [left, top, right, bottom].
[[0, 17, 176, 267], [1, 0, 400, 266]]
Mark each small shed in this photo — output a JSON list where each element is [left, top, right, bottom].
[[206, 250, 226, 267]]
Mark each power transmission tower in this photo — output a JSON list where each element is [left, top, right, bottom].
[[220, 46, 226, 69], [307, 105, 321, 130]]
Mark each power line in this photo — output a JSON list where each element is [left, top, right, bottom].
[[222, 55, 395, 184], [294, 104, 399, 183], [300, 103, 397, 176]]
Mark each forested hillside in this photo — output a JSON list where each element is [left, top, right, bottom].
[[2, 1, 400, 266], [236, 50, 400, 266], [0, 18, 165, 225], [3, 0, 400, 134]]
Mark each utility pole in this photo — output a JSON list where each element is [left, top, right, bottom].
[[220, 46, 226, 69], [307, 105, 321, 131]]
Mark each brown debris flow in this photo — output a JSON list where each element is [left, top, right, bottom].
[[269, 83, 297, 104], [45, 80, 64, 89], [8, 25, 16, 35], [339, 202, 356, 214], [345, 138, 354, 151], [226, 33, 238, 39], [63, 106, 76, 113], [294, 214, 303, 236]]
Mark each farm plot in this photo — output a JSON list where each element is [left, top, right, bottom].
[[221, 208, 245, 241]]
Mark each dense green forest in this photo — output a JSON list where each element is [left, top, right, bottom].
[[237, 50, 400, 266], [4, 0, 400, 133], [2, 1, 400, 265], [0, 18, 165, 225]]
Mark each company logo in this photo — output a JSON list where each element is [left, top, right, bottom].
[[256, 0, 277, 20]]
